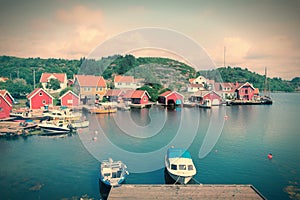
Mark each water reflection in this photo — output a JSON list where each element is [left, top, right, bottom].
[[98, 179, 111, 200]]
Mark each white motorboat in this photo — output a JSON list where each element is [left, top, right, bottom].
[[165, 148, 196, 184], [100, 158, 129, 187], [42, 109, 81, 120], [38, 120, 72, 135]]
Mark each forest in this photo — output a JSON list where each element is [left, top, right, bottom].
[[0, 55, 299, 99]]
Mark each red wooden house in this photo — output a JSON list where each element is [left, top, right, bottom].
[[27, 88, 54, 109], [131, 90, 150, 104], [158, 91, 184, 106], [235, 82, 257, 100], [191, 90, 223, 105], [0, 90, 13, 119], [59, 90, 80, 107]]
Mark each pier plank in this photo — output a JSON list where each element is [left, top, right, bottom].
[[108, 184, 265, 200]]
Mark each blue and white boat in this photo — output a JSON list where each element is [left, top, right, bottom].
[[100, 158, 129, 187], [165, 148, 196, 184]]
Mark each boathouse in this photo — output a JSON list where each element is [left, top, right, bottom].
[[131, 90, 150, 104], [27, 88, 54, 110], [235, 82, 257, 100], [0, 90, 13, 119], [105, 89, 124, 102], [191, 90, 223, 105], [158, 91, 184, 106], [59, 90, 80, 107]]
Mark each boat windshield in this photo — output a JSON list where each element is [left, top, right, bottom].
[[188, 165, 194, 170], [171, 164, 177, 170], [104, 173, 111, 177], [112, 171, 121, 178], [179, 165, 186, 170]]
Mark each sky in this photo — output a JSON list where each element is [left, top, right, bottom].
[[0, 0, 299, 80]]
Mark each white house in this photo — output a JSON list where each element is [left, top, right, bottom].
[[40, 73, 68, 93], [114, 75, 143, 89]]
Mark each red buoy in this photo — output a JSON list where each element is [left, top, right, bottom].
[[268, 153, 273, 160]]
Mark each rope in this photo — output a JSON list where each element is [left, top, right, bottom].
[[191, 177, 202, 185], [174, 176, 181, 185]]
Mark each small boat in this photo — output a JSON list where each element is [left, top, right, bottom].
[[100, 158, 129, 187], [165, 148, 196, 184], [10, 109, 46, 120], [90, 106, 117, 114], [199, 99, 212, 108], [71, 120, 89, 129], [42, 109, 81, 120], [38, 120, 72, 135]]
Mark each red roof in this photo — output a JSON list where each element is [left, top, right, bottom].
[[131, 90, 150, 99], [159, 91, 172, 97], [114, 75, 134, 83], [189, 78, 196, 83], [159, 91, 184, 98], [0, 93, 12, 107], [188, 84, 204, 88], [27, 88, 54, 100], [0, 90, 13, 100], [122, 89, 135, 98], [105, 89, 123, 96], [75, 75, 106, 87], [40, 73, 66, 83], [59, 90, 79, 100]]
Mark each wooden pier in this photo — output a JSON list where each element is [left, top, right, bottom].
[[108, 184, 265, 200]]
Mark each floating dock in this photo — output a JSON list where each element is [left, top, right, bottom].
[[108, 184, 265, 199]]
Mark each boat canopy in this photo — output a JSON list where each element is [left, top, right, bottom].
[[167, 148, 191, 159]]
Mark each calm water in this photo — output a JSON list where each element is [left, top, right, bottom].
[[0, 93, 299, 199]]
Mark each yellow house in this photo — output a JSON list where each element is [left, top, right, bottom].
[[73, 75, 107, 104]]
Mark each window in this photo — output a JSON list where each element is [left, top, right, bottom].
[[179, 165, 186, 170], [188, 165, 194, 170], [42, 100, 46, 104], [67, 99, 73, 104], [39, 92, 43, 96], [143, 97, 146, 101], [171, 164, 177, 170]]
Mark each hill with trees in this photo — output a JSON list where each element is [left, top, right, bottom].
[[0, 55, 299, 99]]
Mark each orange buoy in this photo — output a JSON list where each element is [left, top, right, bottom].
[[268, 153, 273, 159], [224, 115, 229, 120]]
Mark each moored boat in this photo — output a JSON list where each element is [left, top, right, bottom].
[[100, 158, 129, 187], [199, 99, 212, 108], [90, 106, 117, 114], [165, 147, 196, 184], [38, 120, 72, 135]]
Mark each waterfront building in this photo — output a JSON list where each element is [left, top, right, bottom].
[[0, 90, 13, 119], [158, 91, 184, 106], [59, 90, 80, 107], [27, 88, 54, 110], [131, 90, 150, 104], [114, 75, 143, 89], [190, 90, 223, 105]]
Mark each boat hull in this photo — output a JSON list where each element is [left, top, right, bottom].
[[166, 170, 193, 184]]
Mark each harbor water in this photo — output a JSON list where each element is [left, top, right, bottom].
[[0, 93, 299, 199]]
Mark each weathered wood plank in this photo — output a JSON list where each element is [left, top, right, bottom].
[[108, 184, 265, 200]]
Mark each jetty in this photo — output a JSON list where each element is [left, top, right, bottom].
[[108, 184, 265, 199]]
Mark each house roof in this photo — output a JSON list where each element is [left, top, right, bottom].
[[159, 91, 184, 98], [189, 78, 196, 84], [114, 75, 134, 83], [131, 90, 150, 99], [192, 90, 222, 97], [59, 90, 79, 100], [188, 84, 204, 88], [75, 75, 106, 87], [0, 90, 14, 101], [0, 94, 12, 107], [27, 88, 54, 100], [122, 89, 135, 99], [105, 89, 123, 97], [236, 82, 255, 90], [40, 73, 67, 83]]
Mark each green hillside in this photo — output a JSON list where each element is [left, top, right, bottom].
[[0, 55, 299, 98]]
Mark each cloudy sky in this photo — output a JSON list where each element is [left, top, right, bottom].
[[0, 0, 299, 79]]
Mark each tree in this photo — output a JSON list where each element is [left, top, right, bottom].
[[4, 79, 32, 98], [46, 78, 61, 90]]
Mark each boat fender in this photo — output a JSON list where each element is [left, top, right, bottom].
[[268, 153, 273, 160]]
